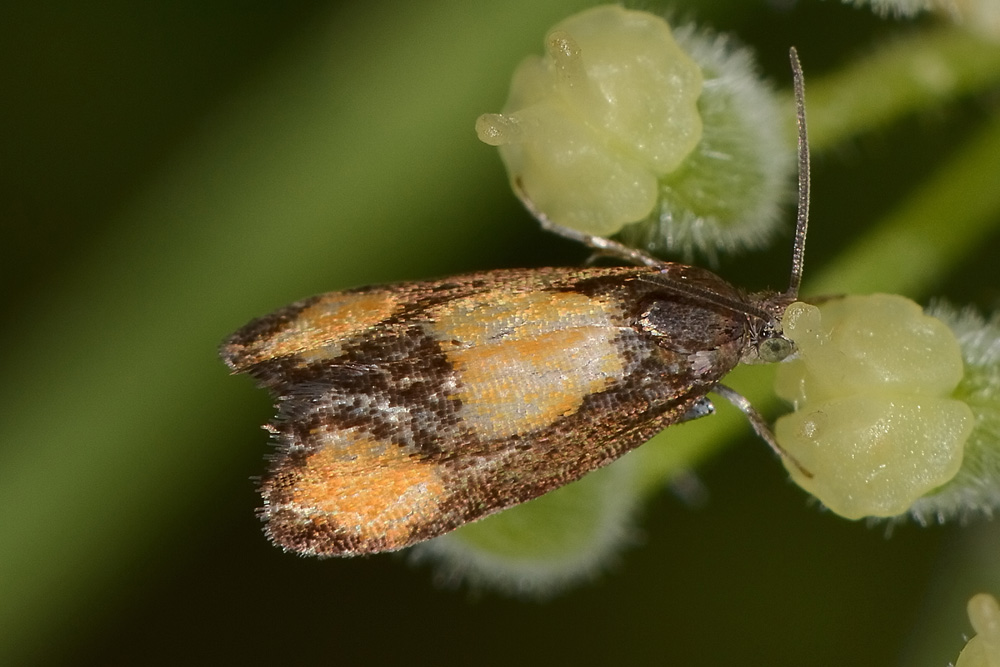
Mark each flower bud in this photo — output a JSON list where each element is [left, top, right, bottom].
[[955, 593, 1000, 667], [478, 5, 791, 258], [774, 295, 974, 519]]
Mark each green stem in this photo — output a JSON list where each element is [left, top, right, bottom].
[[805, 25, 1000, 152]]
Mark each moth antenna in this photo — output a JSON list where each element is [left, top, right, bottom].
[[786, 47, 810, 302]]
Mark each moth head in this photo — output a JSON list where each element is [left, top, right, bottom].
[[742, 304, 796, 365], [754, 332, 796, 364]]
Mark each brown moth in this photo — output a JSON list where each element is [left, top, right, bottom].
[[221, 49, 812, 557]]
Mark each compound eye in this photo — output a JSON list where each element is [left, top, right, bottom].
[[759, 336, 794, 363]]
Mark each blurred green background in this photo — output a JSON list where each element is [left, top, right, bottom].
[[3, 1, 1000, 665]]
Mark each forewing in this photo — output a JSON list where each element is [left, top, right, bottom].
[[223, 267, 722, 556]]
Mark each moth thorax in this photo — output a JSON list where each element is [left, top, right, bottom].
[[638, 297, 745, 357]]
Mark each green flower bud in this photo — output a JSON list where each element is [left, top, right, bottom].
[[477, 6, 792, 258], [409, 455, 639, 597], [618, 25, 793, 259], [477, 5, 703, 238], [774, 295, 974, 519], [956, 593, 1000, 667], [845, 0, 1000, 40], [843, 0, 935, 17], [908, 303, 1000, 523]]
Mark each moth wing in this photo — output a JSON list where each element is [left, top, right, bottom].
[[241, 271, 710, 556]]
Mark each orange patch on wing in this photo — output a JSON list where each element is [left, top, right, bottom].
[[432, 290, 622, 344], [431, 291, 625, 439], [277, 431, 445, 548], [254, 291, 399, 366]]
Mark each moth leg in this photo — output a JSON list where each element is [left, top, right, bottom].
[[713, 384, 813, 478], [513, 178, 664, 268], [680, 396, 715, 423]]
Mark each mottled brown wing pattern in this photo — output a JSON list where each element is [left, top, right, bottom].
[[221, 265, 751, 556]]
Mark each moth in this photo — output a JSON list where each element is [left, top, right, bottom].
[[221, 49, 812, 557]]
